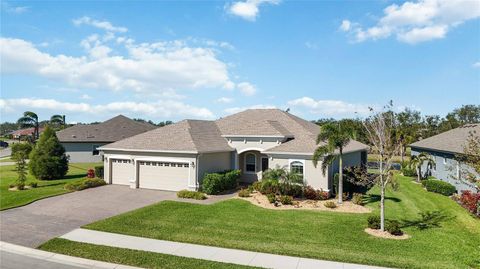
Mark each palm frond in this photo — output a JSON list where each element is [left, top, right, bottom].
[[313, 145, 332, 167], [320, 154, 336, 176]]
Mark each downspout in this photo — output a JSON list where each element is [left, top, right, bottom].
[[195, 154, 201, 191]]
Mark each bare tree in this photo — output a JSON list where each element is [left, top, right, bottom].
[[363, 103, 401, 231]]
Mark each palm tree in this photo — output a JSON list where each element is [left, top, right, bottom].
[[50, 114, 66, 129], [17, 111, 39, 140], [409, 152, 435, 182], [313, 122, 355, 204]]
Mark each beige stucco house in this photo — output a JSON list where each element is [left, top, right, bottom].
[[100, 109, 368, 192]]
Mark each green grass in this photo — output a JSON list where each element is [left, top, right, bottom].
[[0, 157, 12, 163], [39, 238, 257, 269], [77, 174, 480, 269], [0, 163, 101, 210]]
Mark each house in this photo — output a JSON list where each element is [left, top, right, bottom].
[[9, 127, 45, 140], [410, 124, 479, 193], [99, 109, 368, 192], [57, 115, 156, 163]]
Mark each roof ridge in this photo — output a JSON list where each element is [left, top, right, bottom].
[[185, 120, 199, 152]]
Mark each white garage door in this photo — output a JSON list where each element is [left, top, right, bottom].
[[138, 161, 190, 191], [111, 159, 132, 185]]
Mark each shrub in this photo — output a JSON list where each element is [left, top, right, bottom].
[[324, 201, 337, 208], [352, 193, 364, 205], [29, 126, 69, 180], [223, 169, 241, 190], [11, 143, 33, 158], [28, 182, 38, 188], [279, 183, 303, 198], [16, 183, 25, 190], [260, 179, 279, 195], [386, 220, 403, 236], [94, 165, 104, 179], [279, 195, 293, 205], [238, 189, 251, 198], [87, 168, 95, 178], [336, 192, 349, 201], [65, 178, 106, 191], [266, 193, 276, 204], [177, 190, 207, 200], [252, 181, 262, 192], [421, 179, 428, 187], [304, 185, 320, 200], [201, 170, 240, 195], [424, 180, 456, 196], [459, 191, 480, 217], [367, 215, 381, 229], [401, 162, 417, 177]]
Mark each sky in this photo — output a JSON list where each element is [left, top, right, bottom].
[[1, 0, 479, 124]]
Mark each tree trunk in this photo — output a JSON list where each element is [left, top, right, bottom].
[[417, 166, 422, 182], [400, 146, 405, 163], [338, 153, 343, 204], [380, 161, 385, 231]]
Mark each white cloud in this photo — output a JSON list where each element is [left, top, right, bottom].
[[473, 61, 480, 68], [342, 0, 480, 44], [0, 37, 237, 95], [2, 2, 29, 14], [80, 94, 92, 100], [73, 16, 128, 33], [287, 97, 371, 117], [237, 82, 256, 96], [224, 104, 276, 114], [305, 41, 319, 50], [228, 0, 280, 21], [0, 98, 214, 119], [216, 97, 234, 104]]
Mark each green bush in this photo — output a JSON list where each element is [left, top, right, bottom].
[[65, 178, 106, 191], [94, 165, 104, 179], [201, 170, 240, 195], [266, 193, 276, 204], [177, 190, 207, 200], [386, 220, 403, 236], [424, 179, 456, 196], [17, 183, 25, 190], [352, 193, 364, 205], [11, 143, 33, 157], [324, 201, 337, 208], [279, 183, 303, 198], [260, 179, 279, 195], [252, 181, 262, 192], [279, 195, 293, 205], [367, 215, 381, 229], [29, 126, 69, 180], [238, 189, 251, 197], [401, 162, 417, 177]]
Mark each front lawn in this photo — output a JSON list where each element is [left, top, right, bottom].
[[75, 174, 480, 269], [39, 238, 257, 269], [0, 163, 101, 210]]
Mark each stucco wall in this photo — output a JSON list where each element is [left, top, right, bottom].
[[198, 152, 233, 184], [62, 142, 105, 163], [411, 148, 477, 192]]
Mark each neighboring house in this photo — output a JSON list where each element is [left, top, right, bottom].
[[57, 115, 156, 163], [9, 127, 45, 140], [410, 124, 479, 193], [100, 109, 368, 192]]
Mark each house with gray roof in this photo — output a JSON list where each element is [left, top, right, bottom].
[[57, 115, 155, 163], [99, 109, 368, 192], [410, 123, 479, 193]]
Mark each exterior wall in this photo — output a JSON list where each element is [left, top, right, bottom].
[[62, 142, 106, 163], [102, 150, 197, 190], [268, 154, 330, 191], [411, 148, 477, 192], [198, 152, 233, 184]]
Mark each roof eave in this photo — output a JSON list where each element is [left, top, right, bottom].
[[99, 147, 199, 154]]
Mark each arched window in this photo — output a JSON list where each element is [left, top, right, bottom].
[[290, 161, 304, 179], [245, 153, 256, 173]]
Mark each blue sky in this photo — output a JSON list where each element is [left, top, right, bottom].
[[1, 0, 479, 123]]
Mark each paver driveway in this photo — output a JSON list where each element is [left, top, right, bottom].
[[0, 185, 185, 247]]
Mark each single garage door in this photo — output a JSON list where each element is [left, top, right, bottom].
[[138, 161, 190, 191], [111, 159, 133, 185]]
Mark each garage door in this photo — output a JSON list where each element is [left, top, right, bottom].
[[111, 159, 132, 185], [138, 161, 190, 191]]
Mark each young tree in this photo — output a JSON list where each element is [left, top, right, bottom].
[[363, 104, 401, 231], [11, 144, 30, 189], [313, 122, 355, 204], [29, 126, 69, 180], [17, 111, 40, 140], [409, 152, 435, 183], [456, 130, 480, 190]]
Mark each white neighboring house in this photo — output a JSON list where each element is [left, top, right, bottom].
[[100, 109, 368, 192], [57, 115, 156, 163]]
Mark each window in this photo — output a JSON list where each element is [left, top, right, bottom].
[[290, 161, 304, 180], [92, 145, 100, 156], [245, 153, 256, 173], [261, 157, 269, 172]]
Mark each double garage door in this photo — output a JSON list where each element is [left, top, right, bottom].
[[111, 159, 190, 191]]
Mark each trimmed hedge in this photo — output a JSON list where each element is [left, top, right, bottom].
[[201, 169, 241, 195], [424, 179, 456, 196], [94, 165, 104, 179], [177, 190, 207, 200], [65, 178, 106, 191]]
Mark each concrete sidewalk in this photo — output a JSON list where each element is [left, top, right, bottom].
[[0, 241, 141, 269], [61, 229, 390, 269]]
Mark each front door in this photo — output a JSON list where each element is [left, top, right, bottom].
[[261, 157, 269, 172]]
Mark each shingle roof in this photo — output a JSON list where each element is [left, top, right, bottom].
[[100, 109, 368, 155], [410, 124, 480, 154], [57, 115, 156, 142]]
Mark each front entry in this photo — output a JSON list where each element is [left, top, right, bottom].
[[238, 150, 268, 183], [262, 157, 269, 172]]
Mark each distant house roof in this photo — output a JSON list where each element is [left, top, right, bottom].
[[100, 109, 369, 155], [57, 115, 156, 143], [10, 127, 45, 137], [410, 124, 480, 154]]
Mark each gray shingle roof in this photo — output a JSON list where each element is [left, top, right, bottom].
[[57, 115, 156, 143], [410, 124, 480, 154], [100, 109, 368, 155]]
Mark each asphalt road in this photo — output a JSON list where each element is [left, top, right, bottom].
[[0, 250, 87, 269]]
